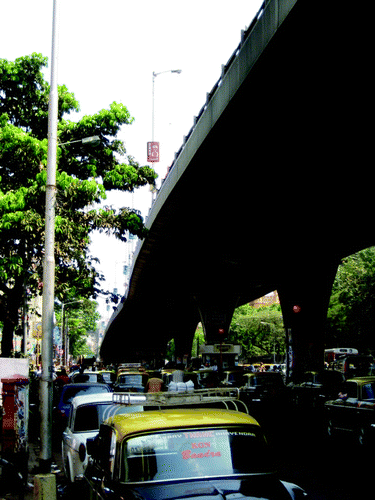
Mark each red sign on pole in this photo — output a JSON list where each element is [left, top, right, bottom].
[[147, 142, 160, 162]]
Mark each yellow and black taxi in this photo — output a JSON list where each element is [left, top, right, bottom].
[[82, 392, 308, 500], [289, 370, 345, 410], [325, 376, 375, 446], [114, 364, 149, 393]]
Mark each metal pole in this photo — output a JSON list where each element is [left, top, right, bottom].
[[62, 303, 65, 366], [40, 0, 59, 473], [22, 273, 28, 356], [61, 299, 83, 367], [152, 71, 156, 141], [152, 70, 181, 142]]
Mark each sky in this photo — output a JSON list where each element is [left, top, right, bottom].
[[1, 0, 263, 319]]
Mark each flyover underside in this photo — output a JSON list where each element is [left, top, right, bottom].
[[101, 1, 375, 365]]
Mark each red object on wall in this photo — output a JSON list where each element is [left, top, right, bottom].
[[1, 376, 29, 453]]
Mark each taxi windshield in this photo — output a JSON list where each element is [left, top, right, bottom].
[[362, 382, 375, 400], [123, 426, 268, 482], [118, 374, 143, 384]]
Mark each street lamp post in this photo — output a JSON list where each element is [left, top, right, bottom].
[[61, 299, 83, 366], [40, 0, 59, 473], [152, 69, 182, 142], [40, 1, 101, 472], [40, 124, 99, 472]]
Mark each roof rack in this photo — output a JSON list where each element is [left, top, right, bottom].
[[112, 388, 248, 413]]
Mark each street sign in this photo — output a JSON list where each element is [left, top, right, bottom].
[[147, 141, 160, 162]]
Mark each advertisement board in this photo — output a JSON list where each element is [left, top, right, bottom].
[[147, 141, 160, 162]]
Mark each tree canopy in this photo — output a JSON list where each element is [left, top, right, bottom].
[[228, 247, 375, 362], [228, 303, 285, 362], [0, 53, 157, 356], [55, 299, 100, 358], [327, 246, 375, 352]]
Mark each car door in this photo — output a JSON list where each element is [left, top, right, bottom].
[[85, 425, 117, 500], [62, 407, 75, 479], [333, 381, 359, 431]]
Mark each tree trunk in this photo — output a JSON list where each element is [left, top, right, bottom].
[[1, 316, 16, 357], [0, 283, 24, 357]]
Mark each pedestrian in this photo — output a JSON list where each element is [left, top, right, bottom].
[[172, 364, 185, 383], [146, 373, 164, 392]]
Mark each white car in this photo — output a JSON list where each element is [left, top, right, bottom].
[[62, 392, 145, 482]]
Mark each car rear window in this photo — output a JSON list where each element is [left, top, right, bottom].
[[123, 425, 268, 482], [73, 373, 100, 383], [118, 374, 143, 385], [74, 404, 144, 432]]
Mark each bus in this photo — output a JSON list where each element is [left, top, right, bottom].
[[325, 348, 373, 378], [324, 348, 358, 365]]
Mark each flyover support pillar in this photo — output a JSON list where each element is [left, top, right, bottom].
[[196, 294, 238, 353], [172, 312, 200, 366], [278, 261, 339, 381]]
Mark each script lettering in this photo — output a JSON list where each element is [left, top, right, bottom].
[[181, 449, 221, 460]]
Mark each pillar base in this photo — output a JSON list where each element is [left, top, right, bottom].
[[34, 473, 56, 500]]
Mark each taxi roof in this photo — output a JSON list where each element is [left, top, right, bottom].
[[106, 408, 260, 442], [347, 376, 375, 385]]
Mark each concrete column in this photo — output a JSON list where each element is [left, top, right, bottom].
[[278, 260, 339, 381], [196, 294, 238, 344], [173, 311, 200, 363]]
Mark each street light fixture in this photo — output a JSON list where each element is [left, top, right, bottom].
[[59, 135, 100, 147]]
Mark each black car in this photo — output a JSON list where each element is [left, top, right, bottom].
[[289, 370, 345, 410], [325, 376, 375, 445]]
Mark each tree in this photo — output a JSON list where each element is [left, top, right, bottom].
[[327, 246, 375, 352], [55, 299, 100, 358], [0, 53, 157, 356], [228, 303, 285, 361], [191, 324, 205, 359]]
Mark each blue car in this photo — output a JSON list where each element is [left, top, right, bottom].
[[54, 383, 112, 432]]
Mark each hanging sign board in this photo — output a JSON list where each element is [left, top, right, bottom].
[[147, 142, 160, 162]]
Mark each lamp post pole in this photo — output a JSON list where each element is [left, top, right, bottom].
[[152, 69, 182, 141], [62, 299, 83, 367], [40, 0, 100, 471], [40, 0, 59, 473]]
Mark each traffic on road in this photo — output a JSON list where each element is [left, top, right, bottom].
[[3, 347, 375, 499], [23, 348, 373, 498]]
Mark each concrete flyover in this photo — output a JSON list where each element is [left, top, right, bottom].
[[100, 0, 375, 377]]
